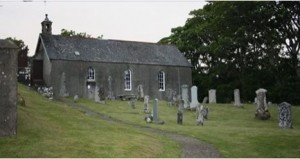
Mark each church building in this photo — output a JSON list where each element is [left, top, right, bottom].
[[31, 14, 192, 100]]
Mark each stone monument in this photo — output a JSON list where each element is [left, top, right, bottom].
[[181, 84, 189, 109], [234, 89, 241, 107], [144, 95, 149, 113], [0, 39, 18, 136], [208, 89, 216, 103], [190, 85, 199, 110], [255, 88, 270, 120], [278, 102, 292, 128]]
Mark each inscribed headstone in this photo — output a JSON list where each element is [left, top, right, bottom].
[[107, 76, 114, 100], [95, 85, 100, 102], [278, 102, 292, 128], [208, 89, 216, 103]]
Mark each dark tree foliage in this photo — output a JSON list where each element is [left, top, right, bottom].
[[160, 1, 300, 104], [61, 29, 92, 38]]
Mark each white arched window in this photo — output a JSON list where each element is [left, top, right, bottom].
[[124, 70, 131, 91], [158, 71, 165, 91], [87, 67, 95, 81]]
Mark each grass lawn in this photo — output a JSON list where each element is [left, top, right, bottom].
[[79, 97, 300, 157], [0, 84, 180, 157]]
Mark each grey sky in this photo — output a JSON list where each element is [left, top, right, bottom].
[[0, 0, 206, 56]]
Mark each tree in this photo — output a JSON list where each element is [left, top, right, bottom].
[[160, 1, 300, 104]]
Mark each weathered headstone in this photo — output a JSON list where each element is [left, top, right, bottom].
[[144, 95, 149, 113], [255, 88, 270, 120], [202, 97, 208, 104], [0, 39, 18, 136], [190, 86, 199, 110], [278, 102, 292, 128], [181, 84, 190, 109], [136, 84, 144, 100], [107, 76, 114, 100], [202, 106, 209, 119], [208, 89, 216, 103], [177, 99, 184, 124], [59, 72, 69, 97], [95, 85, 100, 103], [196, 105, 204, 126], [130, 98, 136, 109], [153, 98, 159, 123], [73, 95, 79, 103], [234, 89, 241, 107]]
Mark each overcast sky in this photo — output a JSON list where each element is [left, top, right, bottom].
[[0, 0, 206, 56]]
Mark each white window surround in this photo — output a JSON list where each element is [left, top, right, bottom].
[[158, 71, 165, 91], [124, 69, 132, 91]]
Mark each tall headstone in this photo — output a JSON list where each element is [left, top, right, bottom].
[[190, 86, 199, 110], [181, 84, 189, 109], [255, 88, 270, 120], [144, 95, 149, 112], [234, 89, 241, 107], [59, 72, 69, 97], [153, 98, 159, 123], [278, 102, 292, 128], [177, 99, 184, 125], [208, 89, 216, 104], [137, 84, 144, 100], [0, 39, 18, 136], [107, 76, 114, 100], [95, 85, 100, 103], [196, 105, 204, 126]]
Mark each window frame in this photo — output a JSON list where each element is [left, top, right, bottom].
[[158, 71, 165, 91], [124, 69, 132, 91], [87, 67, 96, 82]]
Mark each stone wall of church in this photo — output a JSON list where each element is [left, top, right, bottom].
[[49, 60, 192, 100]]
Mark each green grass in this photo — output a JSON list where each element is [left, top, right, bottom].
[[79, 98, 300, 157], [0, 84, 180, 157]]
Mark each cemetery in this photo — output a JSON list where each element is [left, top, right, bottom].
[[1, 84, 299, 157]]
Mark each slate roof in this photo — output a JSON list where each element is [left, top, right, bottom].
[[0, 39, 18, 49], [38, 34, 192, 67]]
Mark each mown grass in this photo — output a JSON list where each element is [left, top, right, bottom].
[[0, 84, 180, 158], [79, 98, 300, 157]]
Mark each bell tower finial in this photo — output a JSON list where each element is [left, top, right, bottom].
[[41, 14, 52, 34]]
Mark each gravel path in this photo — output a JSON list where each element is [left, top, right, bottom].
[[59, 99, 221, 158]]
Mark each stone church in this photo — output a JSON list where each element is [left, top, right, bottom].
[[31, 14, 192, 100]]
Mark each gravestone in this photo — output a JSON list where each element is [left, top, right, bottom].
[[202, 97, 208, 104], [208, 89, 216, 103], [136, 84, 144, 100], [278, 102, 292, 128], [0, 39, 18, 136], [181, 84, 190, 109], [73, 95, 79, 103], [255, 88, 270, 120], [153, 98, 159, 123], [202, 106, 209, 119], [234, 89, 241, 107], [130, 98, 136, 109], [107, 76, 114, 100], [190, 85, 199, 110], [144, 95, 149, 113], [59, 72, 69, 97], [196, 105, 204, 126], [95, 85, 100, 102], [177, 99, 184, 125]]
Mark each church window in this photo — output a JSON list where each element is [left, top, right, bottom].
[[124, 70, 131, 91], [158, 71, 165, 91], [87, 67, 95, 82]]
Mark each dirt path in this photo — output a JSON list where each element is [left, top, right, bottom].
[[58, 99, 221, 158]]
